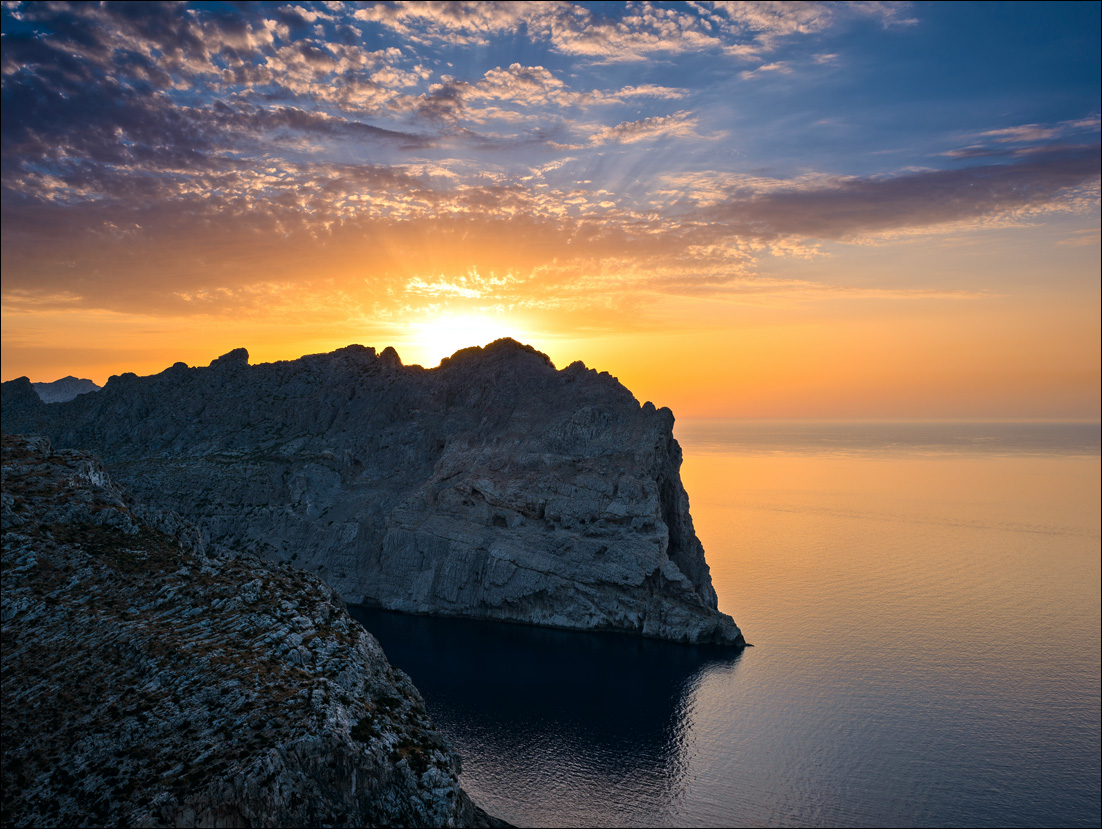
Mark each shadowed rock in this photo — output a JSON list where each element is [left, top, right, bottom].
[[0, 434, 501, 828], [1, 339, 743, 645], [31, 375, 101, 403]]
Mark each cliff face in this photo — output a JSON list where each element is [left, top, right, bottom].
[[0, 434, 495, 828], [1, 339, 742, 645]]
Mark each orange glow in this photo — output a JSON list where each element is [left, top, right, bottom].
[[399, 312, 535, 368], [3, 2, 1099, 423], [2, 226, 1099, 419]]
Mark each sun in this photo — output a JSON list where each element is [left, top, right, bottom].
[[405, 312, 531, 367]]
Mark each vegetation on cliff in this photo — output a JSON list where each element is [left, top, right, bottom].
[[1, 434, 497, 828]]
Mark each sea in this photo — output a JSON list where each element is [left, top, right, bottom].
[[349, 420, 1101, 828]]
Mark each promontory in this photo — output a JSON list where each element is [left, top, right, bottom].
[[1, 339, 743, 646]]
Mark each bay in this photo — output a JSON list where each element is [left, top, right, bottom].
[[350, 420, 1101, 827]]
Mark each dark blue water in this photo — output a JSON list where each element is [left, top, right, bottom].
[[348, 422, 1101, 827], [348, 606, 734, 826]]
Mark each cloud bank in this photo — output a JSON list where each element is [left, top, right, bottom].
[[2, 1, 1098, 320]]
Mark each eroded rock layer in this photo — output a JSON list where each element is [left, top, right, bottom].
[[1, 339, 742, 645], [1, 434, 496, 828]]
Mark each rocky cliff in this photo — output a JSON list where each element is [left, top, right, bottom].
[[1, 434, 498, 828], [1, 339, 742, 645]]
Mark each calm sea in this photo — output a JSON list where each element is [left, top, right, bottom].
[[349, 420, 1101, 827]]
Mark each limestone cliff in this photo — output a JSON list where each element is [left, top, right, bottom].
[[1, 434, 498, 828], [1, 339, 742, 645]]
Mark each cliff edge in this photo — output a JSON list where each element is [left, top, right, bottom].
[[0, 434, 499, 828], [0, 340, 743, 645]]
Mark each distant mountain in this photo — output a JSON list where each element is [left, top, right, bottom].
[[32, 375, 101, 403], [1, 339, 743, 646], [1, 433, 498, 827]]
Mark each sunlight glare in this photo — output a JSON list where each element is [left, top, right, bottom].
[[406, 313, 530, 367]]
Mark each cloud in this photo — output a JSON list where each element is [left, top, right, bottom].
[[848, 1, 918, 27], [535, 3, 724, 63], [404, 270, 523, 299], [587, 112, 703, 145], [703, 147, 1101, 240], [1058, 229, 1101, 247], [944, 115, 1102, 157], [980, 124, 1061, 143], [354, 1, 725, 61], [712, 1, 837, 38], [739, 60, 794, 80], [0, 0, 910, 190], [5, 141, 1095, 321], [707, 1, 913, 57], [642, 272, 989, 300], [406, 62, 685, 125], [353, 1, 539, 46], [2, 1, 1093, 327], [352, 1, 901, 63], [979, 115, 1102, 144], [3, 1, 282, 86], [0, 3, 432, 186]]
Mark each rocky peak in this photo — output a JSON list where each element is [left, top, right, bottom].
[[0, 377, 43, 420], [441, 338, 556, 371], [209, 347, 250, 369], [31, 375, 102, 404], [378, 346, 403, 368]]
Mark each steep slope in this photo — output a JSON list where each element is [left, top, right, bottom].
[[1, 339, 743, 645], [1, 434, 497, 828]]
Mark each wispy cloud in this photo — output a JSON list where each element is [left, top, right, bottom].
[[703, 148, 1100, 240], [587, 112, 703, 145], [978, 115, 1101, 143], [945, 114, 1102, 157], [739, 60, 794, 80]]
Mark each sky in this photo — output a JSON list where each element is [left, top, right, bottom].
[[2, 1, 1099, 418]]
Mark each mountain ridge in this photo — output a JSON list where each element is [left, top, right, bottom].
[[31, 375, 101, 403]]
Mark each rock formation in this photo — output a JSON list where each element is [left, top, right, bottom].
[[1, 339, 743, 645], [1, 434, 499, 828], [31, 375, 101, 403]]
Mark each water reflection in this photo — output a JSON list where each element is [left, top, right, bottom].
[[348, 607, 743, 828]]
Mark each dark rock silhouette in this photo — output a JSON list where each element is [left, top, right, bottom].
[[31, 374, 101, 403], [1, 339, 742, 645]]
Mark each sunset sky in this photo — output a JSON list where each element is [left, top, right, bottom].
[[2, 1, 1099, 418]]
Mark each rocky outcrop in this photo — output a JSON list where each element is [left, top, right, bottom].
[[1, 340, 743, 645], [32, 375, 101, 403], [1, 434, 498, 828]]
